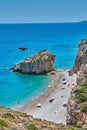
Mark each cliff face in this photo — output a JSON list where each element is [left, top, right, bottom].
[[72, 39, 87, 73], [67, 84, 87, 128], [12, 50, 55, 74], [67, 39, 87, 128], [77, 64, 87, 85]]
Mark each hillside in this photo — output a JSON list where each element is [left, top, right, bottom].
[[0, 106, 83, 130]]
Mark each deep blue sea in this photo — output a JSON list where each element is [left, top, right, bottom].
[[0, 22, 87, 108]]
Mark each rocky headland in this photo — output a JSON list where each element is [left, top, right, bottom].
[[12, 50, 55, 74], [67, 39, 87, 128]]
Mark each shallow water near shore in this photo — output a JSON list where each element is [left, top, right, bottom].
[[0, 69, 51, 107], [0, 22, 87, 107]]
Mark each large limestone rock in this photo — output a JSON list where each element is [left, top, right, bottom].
[[72, 39, 87, 85], [12, 50, 55, 74], [72, 39, 87, 73], [67, 39, 87, 128]]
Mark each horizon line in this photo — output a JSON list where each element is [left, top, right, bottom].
[[0, 21, 85, 24]]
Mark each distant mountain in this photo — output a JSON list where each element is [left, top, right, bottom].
[[81, 20, 87, 23]]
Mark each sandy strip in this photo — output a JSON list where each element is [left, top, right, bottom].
[[14, 70, 77, 125]]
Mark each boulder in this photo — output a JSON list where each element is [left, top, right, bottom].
[[12, 50, 55, 74]]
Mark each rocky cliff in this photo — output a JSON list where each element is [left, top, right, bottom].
[[77, 64, 87, 85], [67, 39, 87, 128], [12, 50, 55, 74], [72, 39, 87, 73]]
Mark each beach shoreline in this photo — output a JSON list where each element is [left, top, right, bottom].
[[13, 70, 77, 125]]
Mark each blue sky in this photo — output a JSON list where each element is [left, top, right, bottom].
[[0, 0, 87, 23]]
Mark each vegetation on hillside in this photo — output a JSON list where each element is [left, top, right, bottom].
[[74, 78, 87, 113], [0, 106, 84, 130]]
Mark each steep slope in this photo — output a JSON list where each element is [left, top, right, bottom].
[[67, 39, 87, 128], [0, 106, 82, 130], [72, 39, 87, 73]]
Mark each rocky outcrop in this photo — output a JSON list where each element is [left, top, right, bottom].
[[72, 39, 87, 73], [67, 88, 87, 128], [77, 64, 87, 85], [67, 39, 87, 128], [12, 50, 55, 74]]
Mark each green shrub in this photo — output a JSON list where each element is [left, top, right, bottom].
[[0, 119, 8, 127], [74, 124, 82, 128], [26, 124, 38, 130], [2, 113, 15, 119], [76, 93, 87, 103], [74, 87, 85, 94], [75, 79, 87, 103], [81, 104, 87, 114], [66, 126, 76, 130]]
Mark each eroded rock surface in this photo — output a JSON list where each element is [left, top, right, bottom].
[[72, 39, 87, 73], [67, 39, 87, 128], [77, 64, 87, 85], [12, 50, 55, 74]]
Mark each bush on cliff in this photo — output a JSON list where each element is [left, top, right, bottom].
[[26, 124, 38, 130], [81, 104, 87, 114], [74, 79, 87, 103], [2, 113, 15, 119], [76, 93, 87, 103], [0, 119, 8, 127]]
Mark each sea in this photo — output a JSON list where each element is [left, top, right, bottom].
[[0, 22, 87, 108]]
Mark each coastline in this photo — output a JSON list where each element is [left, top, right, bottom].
[[14, 70, 77, 125]]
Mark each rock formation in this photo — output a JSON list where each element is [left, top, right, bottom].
[[77, 64, 87, 85], [67, 39, 87, 128], [12, 50, 55, 74], [72, 39, 87, 73], [67, 83, 87, 128]]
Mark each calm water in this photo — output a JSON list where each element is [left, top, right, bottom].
[[0, 22, 87, 107]]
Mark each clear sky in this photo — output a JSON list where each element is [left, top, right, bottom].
[[0, 0, 87, 23]]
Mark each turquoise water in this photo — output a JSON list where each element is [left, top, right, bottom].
[[0, 22, 87, 107]]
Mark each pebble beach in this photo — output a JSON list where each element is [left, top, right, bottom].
[[14, 70, 77, 124]]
